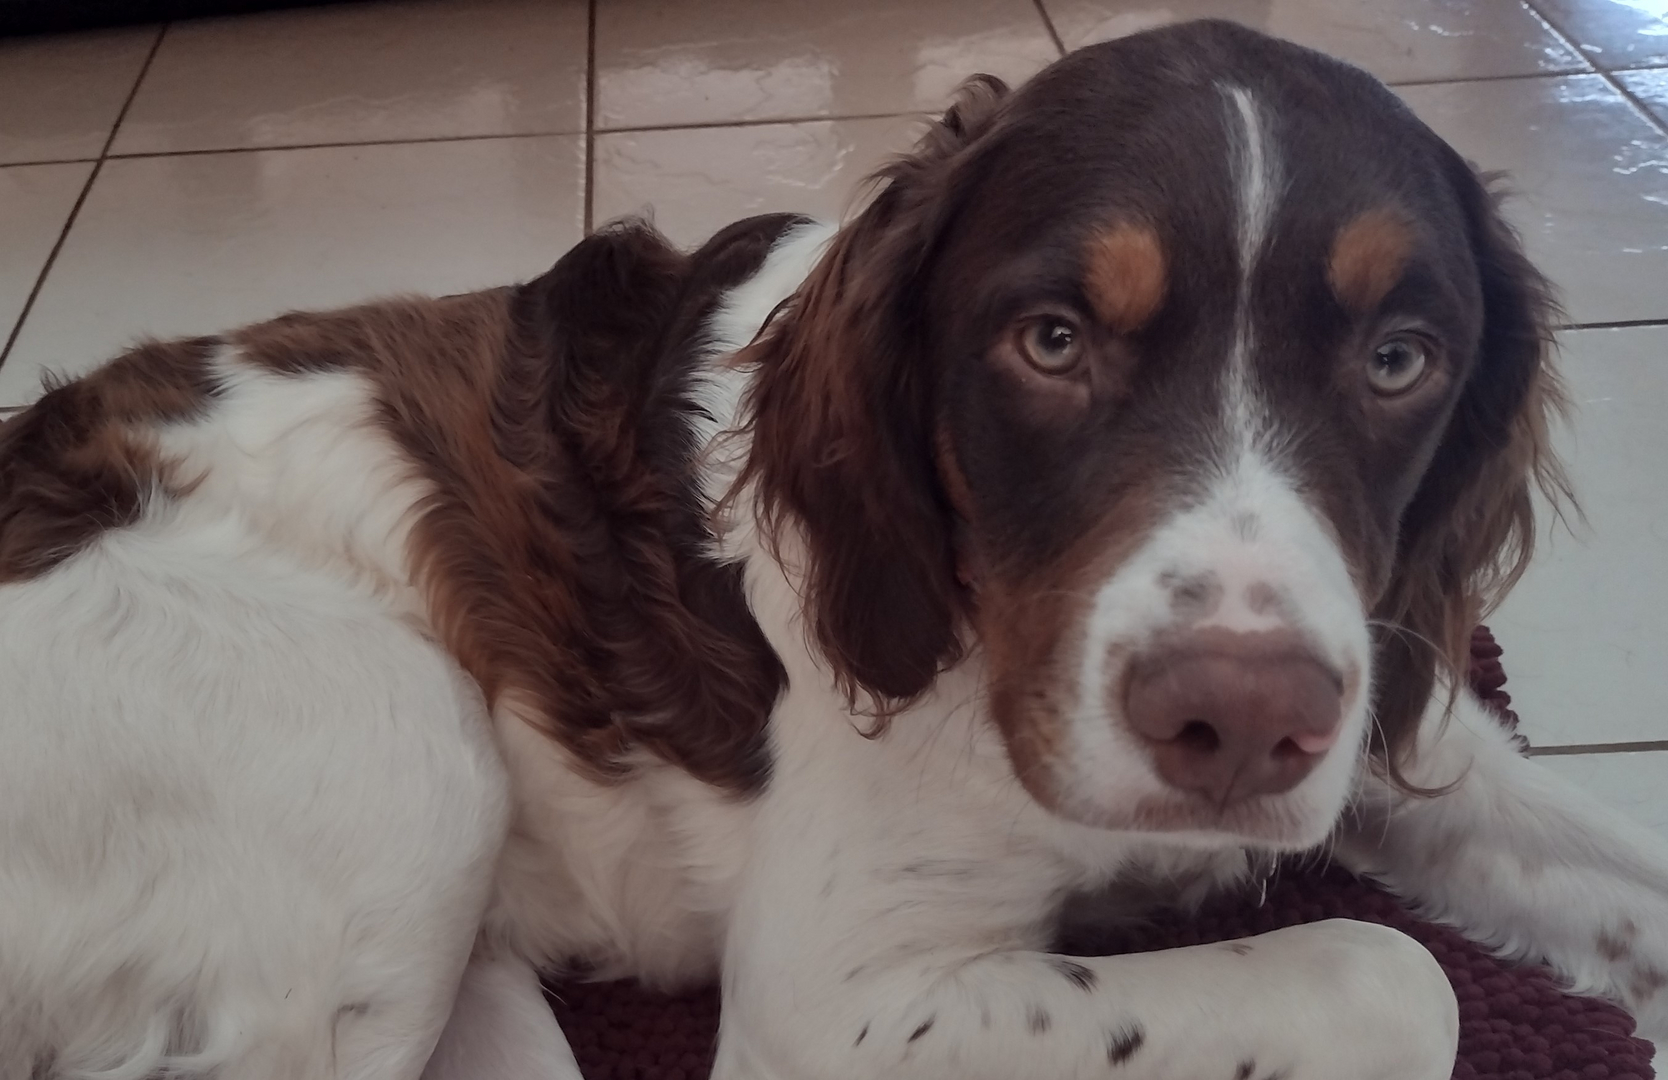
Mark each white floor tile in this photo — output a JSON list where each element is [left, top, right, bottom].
[[1539, 751, 1668, 836], [113, 0, 588, 155], [0, 26, 157, 165], [0, 137, 583, 405], [1488, 325, 1668, 748], [0, 161, 92, 348], [1398, 75, 1668, 327]]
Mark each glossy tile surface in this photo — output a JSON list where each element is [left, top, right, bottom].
[[1488, 326, 1668, 748], [593, 115, 923, 248], [0, 137, 583, 405], [594, 0, 1060, 130], [1399, 75, 1668, 327], [0, 162, 93, 349], [1540, 752, 1668, 835], [1533, 0, 1668, 70], [114, 0, 588, 154], [1040, 0, 1586, 83], [0, 26, 157, 164], [1619, 67, 1668, 125]]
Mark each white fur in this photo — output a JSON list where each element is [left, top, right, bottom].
[[5, 217, 1667, 1080]]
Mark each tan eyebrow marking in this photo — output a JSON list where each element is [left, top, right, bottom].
[[1328, 207, 1414, 313], [1082, 222, 1167, 333]]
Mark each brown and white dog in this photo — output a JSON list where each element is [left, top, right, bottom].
[[3, 20, 1666, 1080]]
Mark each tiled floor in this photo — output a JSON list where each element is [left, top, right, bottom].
[[1, 0, 1666, 807]]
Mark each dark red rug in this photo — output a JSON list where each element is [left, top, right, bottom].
[[545, 627, 1656, 1080]]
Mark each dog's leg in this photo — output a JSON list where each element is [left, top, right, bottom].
[[1342, 689, 1668, 1039], [423, 950, 582, 1080], [716, 918, 1454, 1080]]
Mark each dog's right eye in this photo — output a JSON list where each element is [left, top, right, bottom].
[[1016, 315, 1084, 374]]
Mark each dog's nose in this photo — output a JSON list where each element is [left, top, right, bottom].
[[1123, 628, 1343, 806]]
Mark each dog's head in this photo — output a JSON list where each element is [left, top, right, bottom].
[[738, 20, 1565, 849]]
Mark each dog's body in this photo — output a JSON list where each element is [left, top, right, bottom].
[[5, 20, 1668, 1080]]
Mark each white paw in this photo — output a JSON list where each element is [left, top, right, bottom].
[[1252, 919, 1458, 1080]]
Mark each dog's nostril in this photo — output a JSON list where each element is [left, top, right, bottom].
[[1174, 720, 1220, 755]]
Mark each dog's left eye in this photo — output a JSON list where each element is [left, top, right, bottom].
[[1367, 334, 1430, 396], [1017, 315, 1084, 374]]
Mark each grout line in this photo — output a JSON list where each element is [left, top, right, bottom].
[[583, 0, 598, 235], [1029, 0, 1066, 56], [599, 110, 928, 135], [1387, 67, 1594, 89], [1, 23, 167, 370], [1556, 317, 1668, 331], [1522, 0, 1668, 137], [0, 156, 102, 170], [104, 129, 584, 160], [1529, 741, 1668, 757]]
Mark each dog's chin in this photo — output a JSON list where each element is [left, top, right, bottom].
[[1026, 774, 1345, 853]]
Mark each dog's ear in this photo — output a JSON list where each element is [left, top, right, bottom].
[[736, 75, 1009, 712], [1370, 162, 1571, 778]]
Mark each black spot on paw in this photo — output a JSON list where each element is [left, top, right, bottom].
[[1027, 1005, 1051, 1034], [907, 1016, 935, 1043], [1221, 941, 1253, 956], [854, 1023, 869, 1048], [1049, 957, 1098, 990], [1106, 1024, 1145, 1065], [1234, 1060, 1255, 1080]]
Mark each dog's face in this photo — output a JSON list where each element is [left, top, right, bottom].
[[742, 21, 1561, 850]]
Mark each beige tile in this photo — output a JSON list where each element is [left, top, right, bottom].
[[1540, 752, 1668, 835], [113, 0, 587, 155], [1534, 0, 1668, 71], [1040, 0, 1585, 83], [593, 115, 925, 249], [1487, 326, 1668, 748], [0, 27, 158, 165], [0, 162, 93, 349], [1619, 68, 1668, 125], [594, 0, 1059, 130], [1398, 75, 1668, 327], [0, 137, 584, 406]]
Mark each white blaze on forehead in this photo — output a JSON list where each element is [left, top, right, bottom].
[[1220, 84, 1284, 446]]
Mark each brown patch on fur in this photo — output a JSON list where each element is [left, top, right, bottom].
[[978, 478, 1165, 810], [1631, 965, 1668, 1003], [0, 337, 221, 582], [232, 215, 801, 793], [732, 77, 1011, 717], [1083, 222, 1167, 333], [1328, 208, 1413, 313], [1597, 930, 1633, 964], [1370, 173, 1572, 787]]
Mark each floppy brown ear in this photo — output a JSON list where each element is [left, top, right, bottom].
[[1370, 164, 1572, 776], [735, 75, 1009, 710]]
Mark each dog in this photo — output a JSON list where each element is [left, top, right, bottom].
[[5, 18, 1668, 1080]]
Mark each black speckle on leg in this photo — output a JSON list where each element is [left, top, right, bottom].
[[1048, 957, 1098, 990], [1234, 1060, 1255, 1080], [907, 1016, 935, 1043], [844, 964, 866, 982], [854, 1023, 869, 1048], [1026, 1005, 1051, 1034], [1106, 1024, 1145, 1065], [1221, 942, 1253, 957]]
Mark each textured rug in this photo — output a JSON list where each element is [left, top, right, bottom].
[[545, 628, 1655, 1080]]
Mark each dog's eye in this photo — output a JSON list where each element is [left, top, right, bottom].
[[1367, 334, 1429, 395], [1017, 316, 1084, 373]]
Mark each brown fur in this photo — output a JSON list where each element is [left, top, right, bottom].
[[0, 336, 221, 583], [733, 76, 1012, 716], [1083, 223, 1168, 333], [1328, 208, 1414, 314], [1368, 171, 1571, 784]]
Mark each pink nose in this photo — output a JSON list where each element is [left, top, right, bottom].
[[1123, 628, 1343, 806]]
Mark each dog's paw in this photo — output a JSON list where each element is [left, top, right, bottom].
[[1248, 920, 1459, 1080]]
